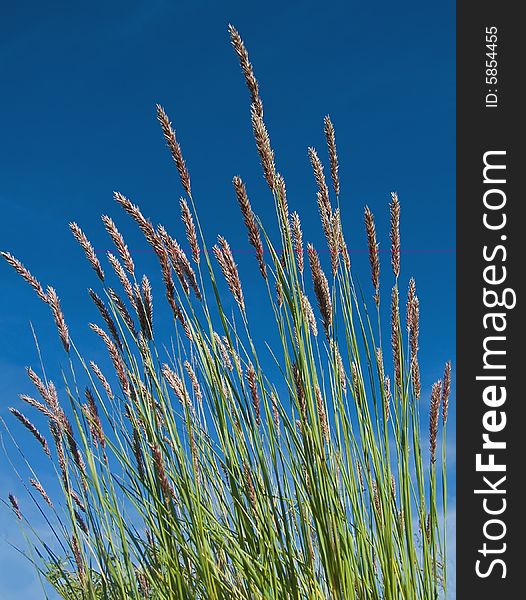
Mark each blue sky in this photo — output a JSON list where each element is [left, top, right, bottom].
[[0, 1, 455, 597]]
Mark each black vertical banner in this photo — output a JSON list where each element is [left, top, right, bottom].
[[457, 1, 523, 598]]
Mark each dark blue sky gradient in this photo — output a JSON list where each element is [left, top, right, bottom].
[[0, 1, 455, 597]]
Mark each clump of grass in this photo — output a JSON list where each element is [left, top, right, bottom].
[[1, 25, 451, 600]]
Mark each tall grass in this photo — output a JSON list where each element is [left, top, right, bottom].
[[1, 26, 451, 600]]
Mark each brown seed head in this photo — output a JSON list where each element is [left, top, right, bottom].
[[364, 207, 380, 306], [389, 192, 401, 278], [88, 289, 122, 351], [213, 332, 233, 371], [270, 392, 280, 436], [114, 192, 158, 249], [251, 105, 275, 190], [407, 290, 420, 397], [71, 535, 84, 580], [384, 375, 391, 421], [107, 252, 136, 308], [184, 361, 203, 406], [429, 380, 442, 463], [228, 24, 264, 118], [162, 364, 192, 409], [46, 287, 70, 352], [233, 176, 266, 278], [442, 361, 452, 424], [29, 479, 53, 508], [309, 148, 331, 228], [213, 236, 245, 312], [9, 408, 51, 456], [301, 292, 318, 337], [391, 287, 401, 390], [18, 394, 54, 419], [406, 278, 416, 332], [132, 424, 145, 480], [157, 226, 189, 296], [324, 115, 340, 196], [0, 252, 48, 302], [70, 489, 86, 513], [276, 173, 290, 229], [243, 461, 258, 517], [292, 362, 306, 418], [180, 198, 200, 264], [90, 323, 129, 396], [84, 387, 105, 448], [307, 244, 332, 339], [246, 363, 261, 426], [315, 384, 329, 443], [89, 361, 113, 400], [107, 287, 136, 335], [139, 276, 154, 338], [156, 104, 191, 196], [9, 494, 22, 519], [69, 223, 104, 281], [101, 215, 134, 275], [331, 340, 347, 395], [151, 442, 173, 503], [291, 212, 304, 274]]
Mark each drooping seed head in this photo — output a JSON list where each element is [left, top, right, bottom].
[[114, 192, 158, 250], [0, 252, 48, 302], [156, 105, 191, 196], [233, 176, 266, 278], [29, 479, 53, 508], [46, 287, 70, 352], [107, 252, 136, 308], [88, 289, 122, 351], [162, 364, 192, 409], [89, 361, 113, 400], [90, 323, 129, 396], [213, 236, 245, 312], [9, 408, 51, 456], [101, 215, 134, 275], [69, 223, 105, 282]]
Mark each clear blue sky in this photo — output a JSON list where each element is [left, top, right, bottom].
[[0, 1, 455, 597]]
